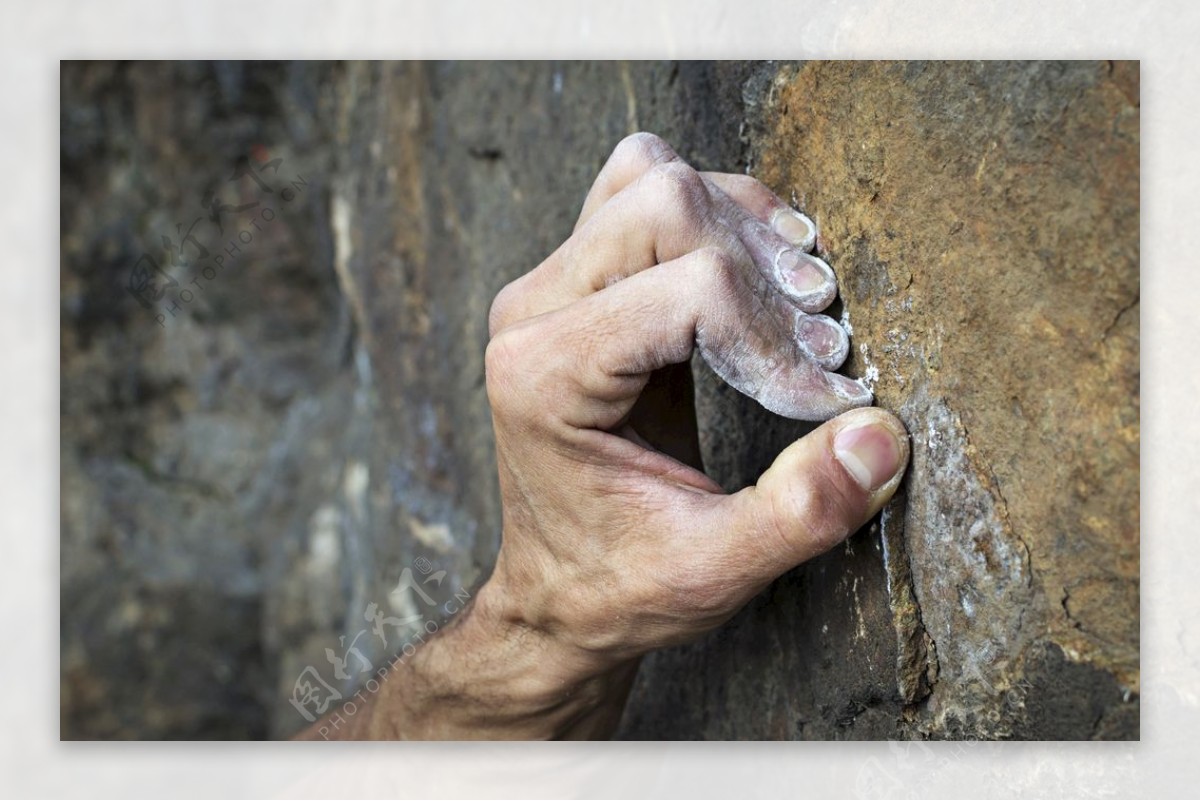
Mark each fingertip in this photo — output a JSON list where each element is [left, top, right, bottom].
[[833, 413, 906, 488], [744, 366, 871, 422], [829, 407, 911, 510], [718, 404, 905, 572], [795, 313, 850, 370], [770, 208, 818, 252], [774, 250, 838, 312], [825, 373, 874, 410]]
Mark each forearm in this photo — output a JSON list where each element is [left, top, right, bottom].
[[294, 584, 640, 740]]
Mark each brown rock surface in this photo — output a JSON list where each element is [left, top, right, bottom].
[[626, 60, 1138, 739]]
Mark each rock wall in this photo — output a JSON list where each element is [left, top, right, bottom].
[[60, 60, 1138, 739]]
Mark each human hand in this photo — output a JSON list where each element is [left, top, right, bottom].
[[469, 133, 910, 737], [301, 133, 910, 741]]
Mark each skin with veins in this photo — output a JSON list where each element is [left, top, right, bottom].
[[695, 192, 870, 421]]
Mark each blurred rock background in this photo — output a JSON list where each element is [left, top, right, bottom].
[[60, 60, 1138, 740]]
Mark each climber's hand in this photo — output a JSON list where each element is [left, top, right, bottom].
[[471, 133, 910, 737]]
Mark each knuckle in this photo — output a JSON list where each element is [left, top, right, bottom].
[[644, 160, 710, 216], [483, 325, 532, 409], [487, 277, 527, 336], [610, 131, 676, 171], [688, 246, 743, 296]]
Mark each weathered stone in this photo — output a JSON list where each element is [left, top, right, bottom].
[[626, 60, 1138, 740], [60, 60, 1138, 740], [61, 61, 352, 739]]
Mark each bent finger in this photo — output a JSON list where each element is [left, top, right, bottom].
[[485, 247, 870, 434], [574, 132, 682, 232], [702, 172, 818, 253]]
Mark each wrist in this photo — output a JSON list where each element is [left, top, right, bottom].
[[371, 576, 638, 739]]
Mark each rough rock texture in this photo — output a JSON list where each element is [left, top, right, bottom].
[[60, 61, 350, 738], [624, 61, 1139, 740], [60, 60, 1138, 740]]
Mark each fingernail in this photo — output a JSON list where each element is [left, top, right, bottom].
[[796, 315, 848, 362], [828, 374, 873, 406], [772, 209, 817, 250], [834, 421, 903, 491], [775, 250, 832, 296]]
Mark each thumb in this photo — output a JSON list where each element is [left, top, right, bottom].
[[705, 407, 910, 581]]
